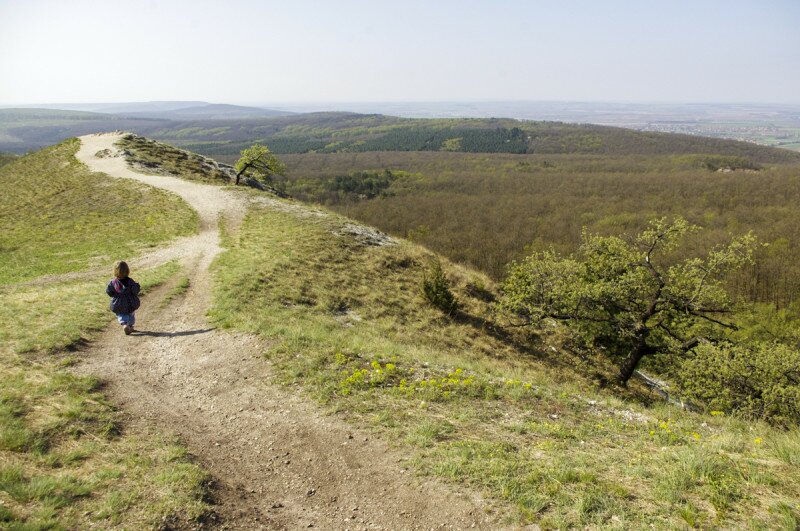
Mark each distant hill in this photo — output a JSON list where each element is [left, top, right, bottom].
[[0, 101, 292, 118], [3, 107, 800, 166], [0, 108, 164, 152], [139, 112, 800, 164], [6, 101, 208, 114], [121, 103, 292, 120], [83, 100, 209, 114]]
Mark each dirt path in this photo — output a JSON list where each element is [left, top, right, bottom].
[[73, 134, 501, 530]]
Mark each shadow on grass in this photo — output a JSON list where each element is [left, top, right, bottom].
[[131, 328, 215, 338], [452, 309, 648, 399], [453, 310, 540, 357]]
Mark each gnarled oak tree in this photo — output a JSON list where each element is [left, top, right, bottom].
[[501, 218, 756, 383]]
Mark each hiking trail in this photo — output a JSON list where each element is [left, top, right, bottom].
[[73, 133, 502, 530]]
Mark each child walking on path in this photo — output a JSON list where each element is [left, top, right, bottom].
[[106, 261, 141, 335]]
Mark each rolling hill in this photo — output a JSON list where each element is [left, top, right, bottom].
[[140, 112, 800, 162], [2, 135, 799, 528], [0, 103, 291, 152], [5, 107, 800, 164], [121, 103, 292, 120], [0, 108, 166, 152]]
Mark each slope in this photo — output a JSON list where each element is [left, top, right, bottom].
[[69, 133, 503, 529], [97, 134, 800, 528], [4, 134, 799, 528], [211, 186, 800, 529]]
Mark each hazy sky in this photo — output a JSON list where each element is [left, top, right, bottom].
[[1, 0, 799, 105]]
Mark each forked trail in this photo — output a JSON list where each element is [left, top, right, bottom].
[[73, 134, 499, 529]]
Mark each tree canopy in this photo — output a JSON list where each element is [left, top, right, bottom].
[[501, 218, 756, 383], [234, 144, 286, 185]]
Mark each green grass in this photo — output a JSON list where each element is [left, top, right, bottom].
[[0, 261, 180, 355], [0, 141, 210, 528], [210, 202, 800, 528], [0, 139, 198, 285]]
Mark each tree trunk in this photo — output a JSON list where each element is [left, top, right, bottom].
[[618, 340, 648, 384], [234, 163, 251, 186]]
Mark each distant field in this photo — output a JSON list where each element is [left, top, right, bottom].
[[639, 123, 800, 153], [279, 150, 800, 308], [780, 141, 800, 151]]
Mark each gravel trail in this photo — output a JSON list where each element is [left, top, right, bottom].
[[72, 133, 501, 530]]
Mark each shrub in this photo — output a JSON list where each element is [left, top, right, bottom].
[[675, 341, 800, 426], [698, 155, 760, 172], [422, 260, 459, 315]]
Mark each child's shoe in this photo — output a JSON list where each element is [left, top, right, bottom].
[[124, 325, 132, 335]]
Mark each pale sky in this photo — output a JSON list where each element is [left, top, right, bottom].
[[1, 0, 798, 105]]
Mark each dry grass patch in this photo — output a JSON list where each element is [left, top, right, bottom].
[[116, 134, 235, 184]]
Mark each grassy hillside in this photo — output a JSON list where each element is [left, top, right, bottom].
[[116, 133, 235, 184], [278, 150, 800, 308], [0, 141, 209, 528], [98, 134, 800, 527], [0, 139, 197, 285], [4, 135, 799, 527], [210, 199, 800, 529]]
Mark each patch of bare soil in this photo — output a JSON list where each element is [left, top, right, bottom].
[[72, 134, 504, 529]]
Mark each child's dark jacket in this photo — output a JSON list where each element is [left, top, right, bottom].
[[106, 277, 141, 314]]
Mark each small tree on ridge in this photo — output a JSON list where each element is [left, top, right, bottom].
[[234, 144, 286, 186]]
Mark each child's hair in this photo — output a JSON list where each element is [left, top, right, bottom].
[[114, 261, 130, 279]]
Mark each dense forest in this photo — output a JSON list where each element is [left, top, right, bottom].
[[277, 150, 800, 310]]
